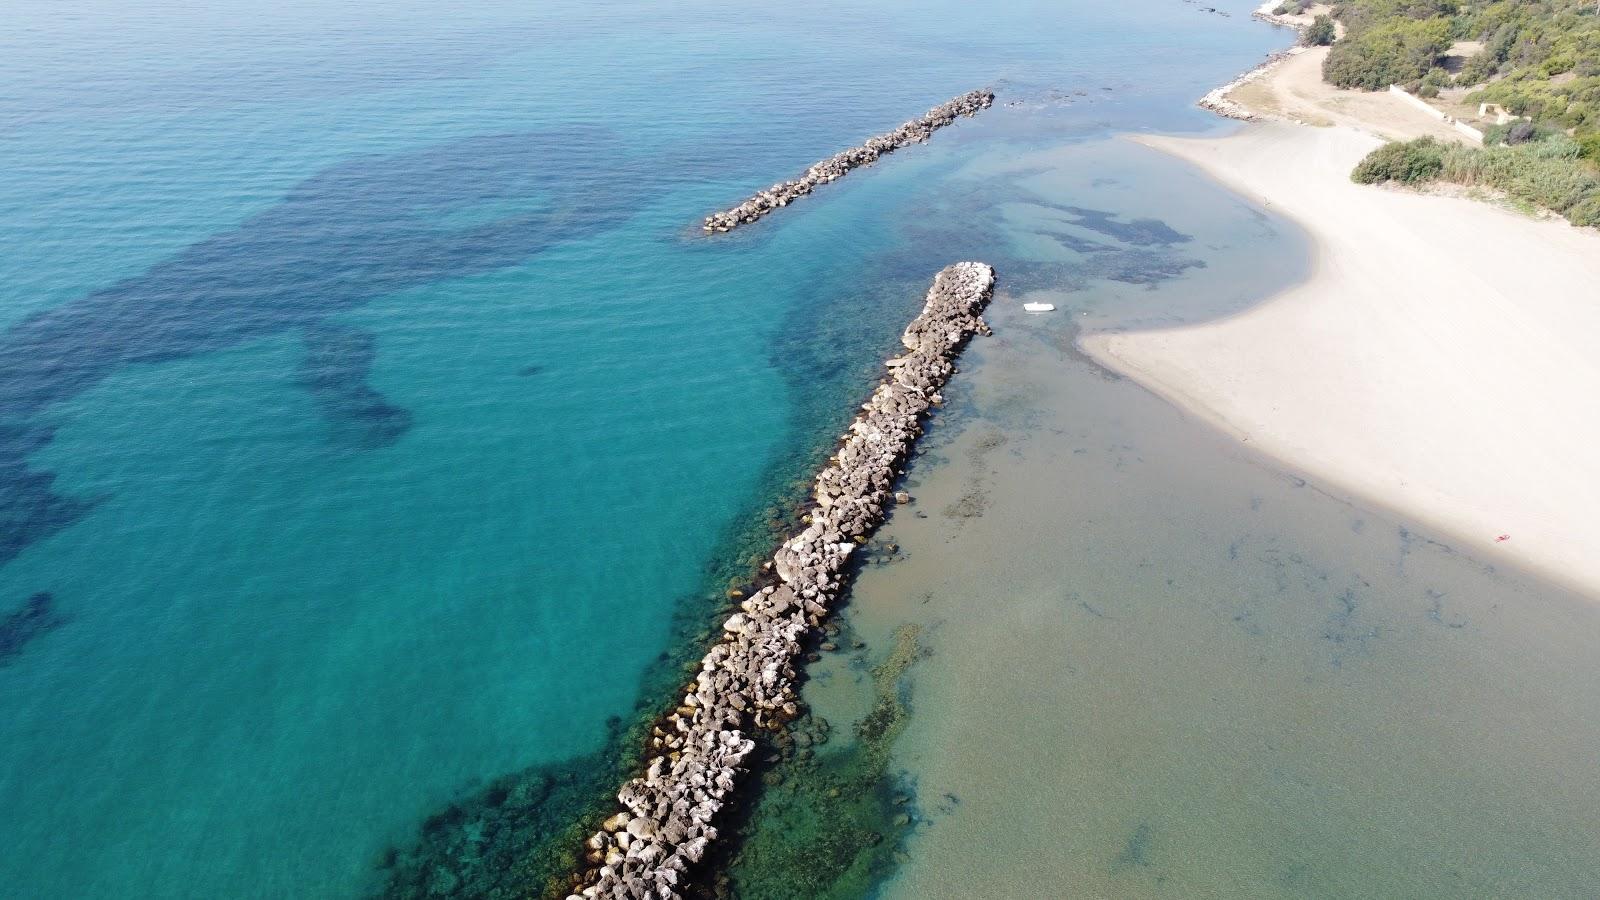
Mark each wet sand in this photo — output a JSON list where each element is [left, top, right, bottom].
[[1088, 124, 1600, 601], [805, 281, 1600, 897]]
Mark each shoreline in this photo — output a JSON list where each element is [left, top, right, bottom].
[[1082, 115, 1600, 598], [815, 264, 1600, 900], [1197, 47, 1301, 122], [1199, 33, 1479, 142], [1198, 0, 1316, 124]]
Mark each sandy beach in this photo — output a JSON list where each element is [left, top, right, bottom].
[[1083, 95, 1600, 599]]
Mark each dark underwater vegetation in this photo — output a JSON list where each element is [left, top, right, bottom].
[[0, 592, 66, 666], [0, 129, 638, 566]]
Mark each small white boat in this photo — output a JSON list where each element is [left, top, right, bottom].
[[1022, 302, 1055, 313]]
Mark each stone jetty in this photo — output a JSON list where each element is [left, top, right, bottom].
[[564, 262, 996, 900], [701, 91, 995, 232]]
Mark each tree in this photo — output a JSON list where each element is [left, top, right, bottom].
[[1351, 137, 1447, 184], [1506, 120, 1540, 144], [1304, 15, 1338, 46], [1323, 17, 1454, 89]]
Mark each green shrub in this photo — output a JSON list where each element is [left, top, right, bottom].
[[1459, 45, 1502, 85], [1483, 119, 1555, 146], [1568, 195, 1600, 227], [1324, 17, 1453, 90], [1304, 15, 1338, 46], [1332, 0, 1600, 135], [1351, 137, 1447, 184], [1579, 133, 1600, 163], [1354, 135, 1600, 228], [1542, 54, 1575, 77], [1528, 134, 1583, 161], [1431, 136, 1600, 225], [1333, 0, 1600, 226]]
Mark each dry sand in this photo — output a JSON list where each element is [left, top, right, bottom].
[[1083, 121, 1600, 598], [1225, 46, 1472, 142]]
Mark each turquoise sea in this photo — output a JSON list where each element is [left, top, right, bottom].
[[0, 0, 1457, 896]]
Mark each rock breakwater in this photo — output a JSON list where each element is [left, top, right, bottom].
[[564, 262, 996, 900], [701, 91, 994, 232]]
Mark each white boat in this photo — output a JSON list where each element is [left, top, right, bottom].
[[1022, 302, 1055, 313]]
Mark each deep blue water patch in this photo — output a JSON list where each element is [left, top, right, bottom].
[[0, 592, 66, 666], [0, 129, 639, 564], [893, 168, 1206, 296], [1052, 204, 1193, 246], [297, 323, 413, 451]]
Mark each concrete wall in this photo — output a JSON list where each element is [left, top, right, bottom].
[[1388, 84, 1485, 142]]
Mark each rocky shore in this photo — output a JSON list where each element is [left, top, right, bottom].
[[1251, 6, 1305, 28], [1199, 48, 1299, 121], [563, 262, 996, 900], [701, 91, 994, 232]]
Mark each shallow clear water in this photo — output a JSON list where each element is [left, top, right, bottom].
[[803, 185, 1600, 896], [0, 0, 1294, 895]]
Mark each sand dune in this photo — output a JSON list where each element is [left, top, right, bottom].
[[1084, 122, 1600, 598]]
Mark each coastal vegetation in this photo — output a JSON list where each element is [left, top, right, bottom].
[[1305, 15, 1338, 46], [1351, 135, 1447, 184], [1323, 0, 1600, 159], [1326, 0, 1600, 223], [1352, 134, 1600, 226], [1323, 14, 1452, 89]]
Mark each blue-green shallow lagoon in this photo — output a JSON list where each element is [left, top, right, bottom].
[[0, 0, 1294, 895]]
